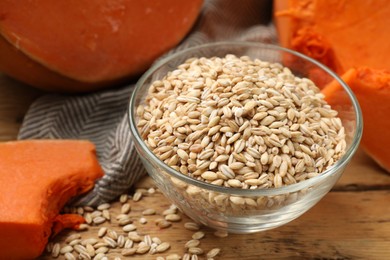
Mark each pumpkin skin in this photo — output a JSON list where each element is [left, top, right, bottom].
[[0, 0, 203, 92]]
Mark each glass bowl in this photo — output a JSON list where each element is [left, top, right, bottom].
[[128, 42, 362, 234]]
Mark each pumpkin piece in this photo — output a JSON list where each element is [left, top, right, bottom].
[[0, 0, 203, 92], [322, 67, 390, 172], [274, 0, 390, 73], [0, 140, 104, 259]]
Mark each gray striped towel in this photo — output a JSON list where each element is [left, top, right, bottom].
[[18, 0, 277, 206]]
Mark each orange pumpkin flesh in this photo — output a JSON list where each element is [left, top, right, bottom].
[[322, 68, 390, 172], [274, 0, 390, 74], [0, 0, 203, 92], [0, 140, 104, 259]]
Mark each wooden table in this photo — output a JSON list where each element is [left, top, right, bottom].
[[1, 73, 389, 259]]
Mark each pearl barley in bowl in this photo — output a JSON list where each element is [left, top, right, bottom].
[[128, 42, 362, 233]]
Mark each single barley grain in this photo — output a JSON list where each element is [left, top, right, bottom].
[[144, 235, 152, 246], [60, 245, 73, 254], [192, 231, 205, 240], [116, 214, 128, 220], [123, 238, 133, 249], [117, 235, 126, 248], [188, 247, 204, 255], [162, 208, 177, 216], [77, 224, 89, 231], [123, 224, 137, 232], [142, 208, 156, 215], [184, 222, 200, 231], [152, 237, 162, 245], [127, 232, 142, 242], [121, 203, 131, 214], [74, 244, 87, 254], [139, 217, 148, 224], [156, 219, 172, 229], [185, 239, 200, 248], [119, 194, 129, 204], [165, 213, 181, 222], [102, 210, 111, 220], [156, 242, 171, 253], [83, 206, 94, 212], [118, 216, 133, 226], [93, 242, 108, 249], [133, 191, 143, 201], [214, 230, 229, 238], [136, 244, 151, 254], [85, 213, 93, 225], [103, 236, 117, 248], [51, 243, 60, 258], [93, 216, 106, 225], [207, 248, 221, 258], [97, 203, 110, 211], [91, 210, 103, 218]]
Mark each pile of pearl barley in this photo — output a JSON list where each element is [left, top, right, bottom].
[[137, 54, 346, 189], [48, 184, 223, 260]]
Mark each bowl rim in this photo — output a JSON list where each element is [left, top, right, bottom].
[[128, 41, 363, 196]]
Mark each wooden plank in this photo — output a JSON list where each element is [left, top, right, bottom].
[[0, 74, 43, 140], [335, 148, 390, 189]]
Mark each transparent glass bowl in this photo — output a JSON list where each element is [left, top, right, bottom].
[[128, 42, 362, 233]]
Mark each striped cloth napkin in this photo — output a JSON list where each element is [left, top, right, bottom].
[[18, 0, 277, 206]]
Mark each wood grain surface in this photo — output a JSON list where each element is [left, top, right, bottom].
[[1, 73, 389, 260]]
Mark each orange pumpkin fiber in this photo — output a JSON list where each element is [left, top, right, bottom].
[[0, 140, 104, 259]]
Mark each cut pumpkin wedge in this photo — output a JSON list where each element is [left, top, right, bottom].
[[0, 140, 104, 259]]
